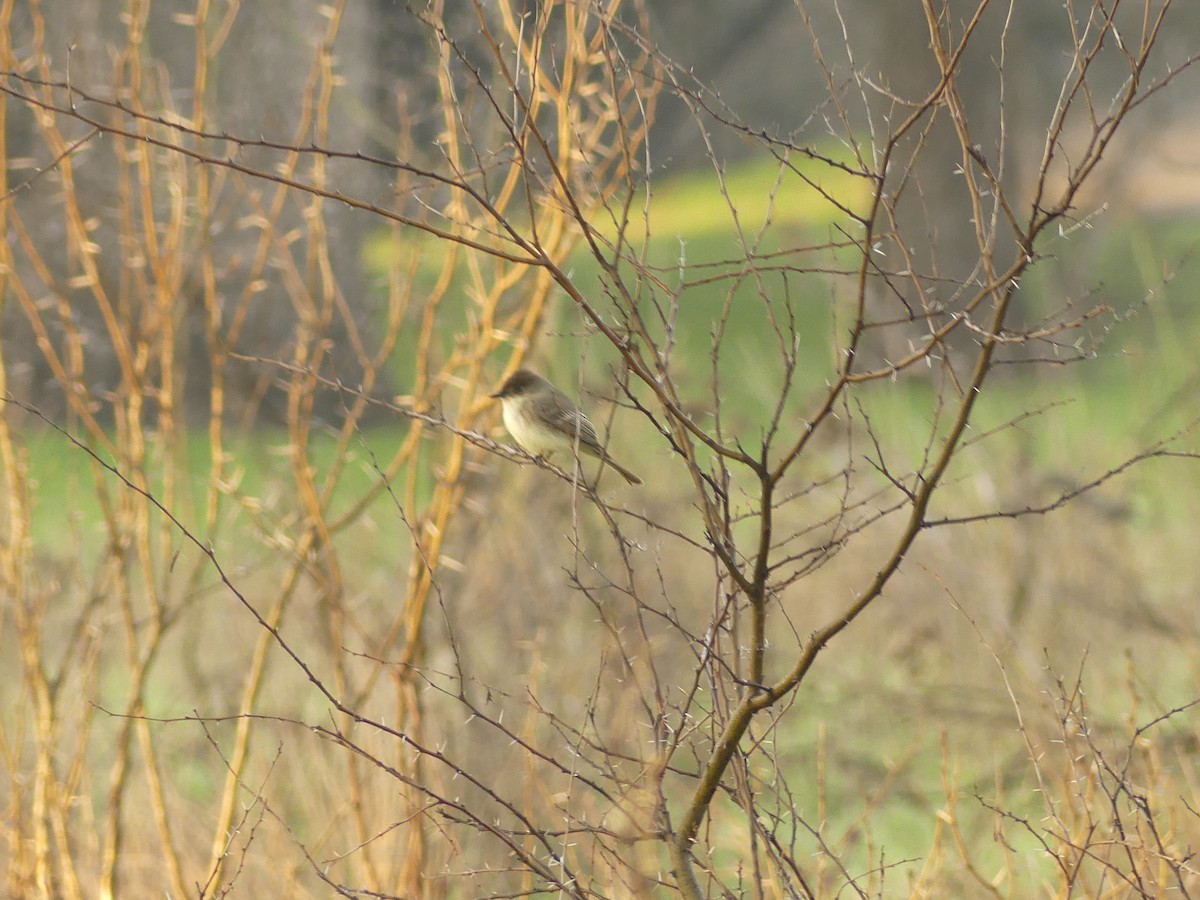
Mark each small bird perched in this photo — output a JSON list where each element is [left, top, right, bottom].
[[491, 369, 642, 485]]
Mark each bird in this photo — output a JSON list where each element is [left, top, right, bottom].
[[491, 369, 642, 485]]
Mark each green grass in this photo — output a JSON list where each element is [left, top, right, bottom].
[[21, 422, 421, 576], [355, 154, 1200, 453], [629, 154, 872, 239]]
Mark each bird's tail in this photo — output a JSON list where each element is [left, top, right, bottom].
[[601, 455, 642, 485]]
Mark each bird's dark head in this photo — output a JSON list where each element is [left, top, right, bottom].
[[491, 368, 545, 400]]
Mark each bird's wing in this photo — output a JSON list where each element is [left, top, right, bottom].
[[541, 391, 602, 452]]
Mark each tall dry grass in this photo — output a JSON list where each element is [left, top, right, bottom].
[[1, 1, 1199, 897]]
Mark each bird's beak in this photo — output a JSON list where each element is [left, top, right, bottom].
[[490, 389, 504, 400]]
